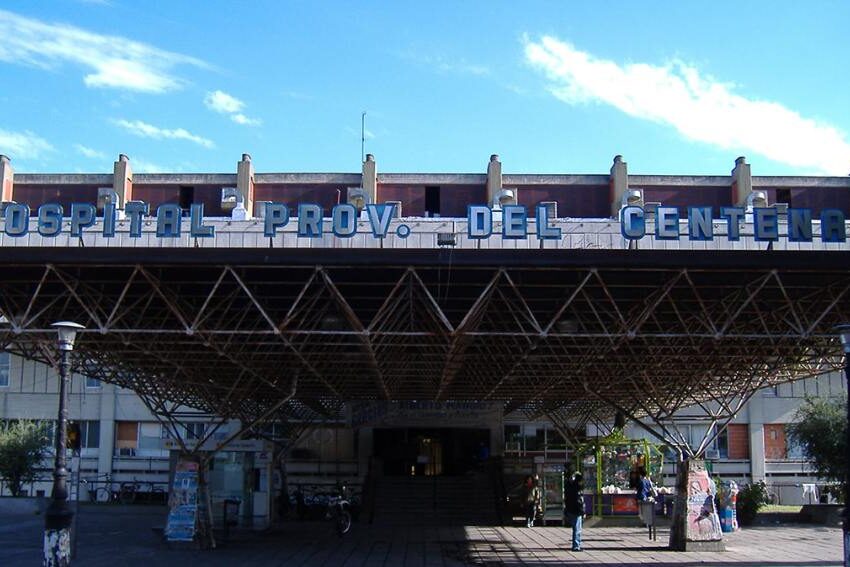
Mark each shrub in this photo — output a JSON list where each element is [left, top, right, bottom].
[[736, 481, 770, 526]]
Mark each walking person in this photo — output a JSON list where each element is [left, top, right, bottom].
[[635, 468, 654, 502], [563, 472, 586, 551], [635, 467, 655, 524], [523, 475, 541, 528]]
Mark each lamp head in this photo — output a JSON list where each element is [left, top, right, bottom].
[[623, 188, 644, 208], [492, 188, 516, 209], [51, 321, 85, 352]]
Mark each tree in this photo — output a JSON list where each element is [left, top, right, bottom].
[[0, 420, 50, 497], [786, 396, 846, 497]]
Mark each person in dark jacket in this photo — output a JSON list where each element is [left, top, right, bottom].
[[563, 472, 586, 551]]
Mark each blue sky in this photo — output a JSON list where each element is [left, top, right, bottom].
[[0, 1, 848, 176]]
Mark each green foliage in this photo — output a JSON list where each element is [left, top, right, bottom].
[[0, 421, 50, 497], [786, 396, 846, 488], [736, 481, 770, 526]]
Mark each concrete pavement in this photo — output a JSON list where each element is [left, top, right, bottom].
[[0, 505, 841, 566]]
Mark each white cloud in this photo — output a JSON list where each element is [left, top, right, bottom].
[[112, 119, 215, 148], [204, 89, 261, 126], [0, 129, 53, 159], [204, 90, 243, 114], [399, 51, 491, 77], [231, 113, 262, 126], [524, 35, 850, 175], [0, 9, 207, 93], [73, 143, 106, 159]]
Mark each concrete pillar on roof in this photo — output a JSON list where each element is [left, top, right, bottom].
[[486, 154, 502, 205], [0, 155, 14, 203], [237, 153, 255, 217], [112, 154, 133, 208], [731, 156, 753, 207], [362, 153, 377, 203], [609, 154, 629, 217]]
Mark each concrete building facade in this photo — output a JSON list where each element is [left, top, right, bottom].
[[0, 151, 848, 517]]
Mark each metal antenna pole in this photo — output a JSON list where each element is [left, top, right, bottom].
[[361, 111, 367, 165]]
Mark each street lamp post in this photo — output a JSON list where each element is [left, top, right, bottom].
[[837, 325, 850, 567], [43, 321, 84, 567]]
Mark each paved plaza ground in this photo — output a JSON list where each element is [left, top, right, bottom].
[[0, 505, 841, 566]]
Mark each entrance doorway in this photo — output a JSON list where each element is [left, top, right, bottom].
[[373, 428, 490, 476]]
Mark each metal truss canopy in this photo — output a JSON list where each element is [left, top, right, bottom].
[[0, 248, 847, 431]]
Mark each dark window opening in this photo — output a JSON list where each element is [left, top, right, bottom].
[[179, 186, 194, 216], [425, 186, 440, 217], [776, 188, 792, 208], [717, 428, 729, 459]]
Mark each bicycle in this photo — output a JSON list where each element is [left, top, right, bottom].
[[325, 483, 352, 537], [82, 474, 116, 503]]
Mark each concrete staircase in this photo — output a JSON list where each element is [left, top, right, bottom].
[[371, 475, 499, 526]]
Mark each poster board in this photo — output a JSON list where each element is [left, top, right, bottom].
[[612, 495, 639, 514], [165, 459, 199, 542], [685, 461, 722, 541]]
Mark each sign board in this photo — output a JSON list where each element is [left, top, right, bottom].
[[4, 200, 846, 244], [612, 495, 639, 514], [165, 459, 199, 542]]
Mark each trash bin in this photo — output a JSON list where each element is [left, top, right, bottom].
[[639, 500, 656, 540]]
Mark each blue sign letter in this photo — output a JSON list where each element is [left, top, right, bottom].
[[70, 203, 96, 237], [821, 209, 846, 242], [787, 208, 813, 242], [688, 207, 713, 241], [720, 207, 745, 241], [102, 203, 116, 237], [366, 204, 394, 238], [190, 203, 214, 238], [536, 204, 560, 240], [620, 206, 645, 240], [4, 203, 30, 237], [655, 207, 680, 240], [37, 204, 63, 237], [263, 203, 289, 237], [156, 203, 182, 237], [297, 204, 323, 238], [502, 205, 527, 239], [468, 206, 492, 239], [125, 201, 148, 238], [332, 204, 357, 237], [754, 207, 779, 241]]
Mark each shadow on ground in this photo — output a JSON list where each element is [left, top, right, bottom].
[[0, 505, 841, 566]]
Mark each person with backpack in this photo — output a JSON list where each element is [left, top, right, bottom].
[[563, 472, 586, 551]]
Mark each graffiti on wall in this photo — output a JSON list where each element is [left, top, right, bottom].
[[685, 461, 722, 541]]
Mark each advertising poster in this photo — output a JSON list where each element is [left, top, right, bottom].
[[165, 460, 200, 542], [685, 462, 722, 541], [612, 495, 638, 514]]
